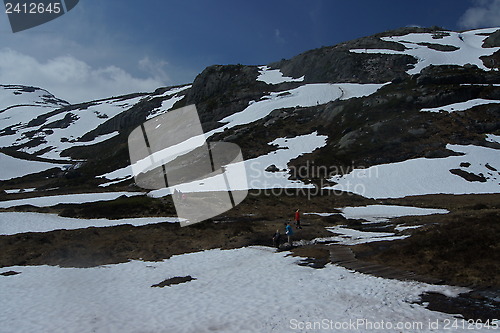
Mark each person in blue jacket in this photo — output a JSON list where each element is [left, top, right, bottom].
[[285, 222, 294, 245]]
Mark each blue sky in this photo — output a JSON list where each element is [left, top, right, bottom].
[[1, 0, 500, 102]]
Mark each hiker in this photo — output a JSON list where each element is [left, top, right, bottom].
[[174, 189, 183, 201], [272, 229, 281, 248], [285, 222, 293, 245], [294, 209, 302, 229]]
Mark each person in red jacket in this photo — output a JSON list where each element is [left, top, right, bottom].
[[294, 209, 302, 229]]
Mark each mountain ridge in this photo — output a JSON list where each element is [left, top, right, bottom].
[[0, 26, 499, 198]]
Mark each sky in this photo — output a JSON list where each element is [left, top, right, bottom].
[[0, 0, 500, 103]]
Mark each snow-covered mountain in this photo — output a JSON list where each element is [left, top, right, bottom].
[[0, 85, 190, 161], [1, 27, 500, 332], [1, 26, 499, 199]]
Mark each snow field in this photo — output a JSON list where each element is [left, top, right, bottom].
[[0, 191, 144, 209], [0, 94, 143, 160], [486, 134, 500, 144], [304, 205, 449, 224], [338, 205, 449, 223], [0, 246, 473, 333], [0, 152, 62, 180], [420, 98, 500, 113], [324, 226, 409, 245], [0, 85, 67, 113], [328, 144, 500, 198], [20, 96, 144, 160], [350, 28, 500, 75], [0, 212, 181, 235], [4, 188, 36, 194], [306, 205, 448, 245], [256, 65, 304, 84], [0, 85, 191, 163], [146, 85, 191, 120], [218, 82, 387, 129]]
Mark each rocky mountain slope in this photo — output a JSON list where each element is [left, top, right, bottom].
[[1, 26, 499, 200]]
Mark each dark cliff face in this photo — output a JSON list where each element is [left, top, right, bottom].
[[186, 65, 259, 104], [269, 27, 436, 84], [184, 65, 266, 131], [483, 29, 500, 48], [273, 47, 415, 84]]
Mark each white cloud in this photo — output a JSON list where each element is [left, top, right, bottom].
[[274, 29, 285, 44], [139, 56, 169, 82], [0, 48, 166, 103], [459, 0, 500, 28]]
